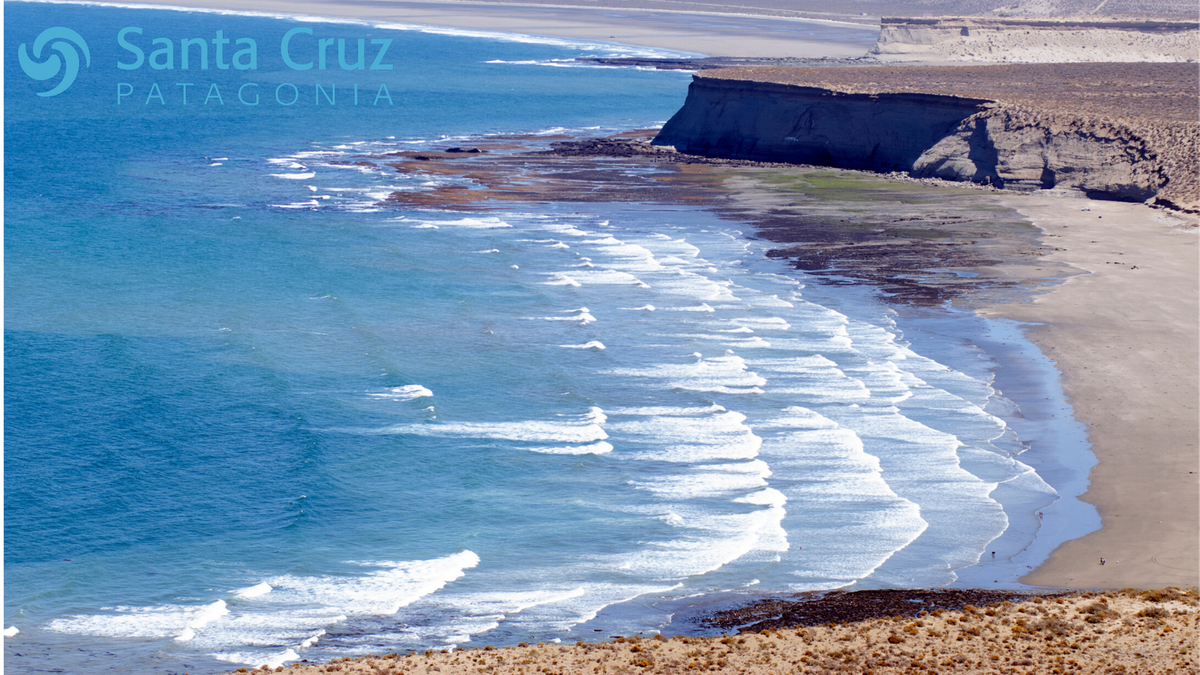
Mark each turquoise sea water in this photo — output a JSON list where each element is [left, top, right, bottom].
[[5, 3, 1095, 673]]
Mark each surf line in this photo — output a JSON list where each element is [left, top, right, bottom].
[[116, 82, 395, 106]]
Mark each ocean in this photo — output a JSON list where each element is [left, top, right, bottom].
[[4, 2, 1096, 673]]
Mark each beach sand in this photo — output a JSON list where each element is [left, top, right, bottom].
[[978, 196, 1200, 589], [242, 588, 1199, 674], [113, 0, 879, 58]]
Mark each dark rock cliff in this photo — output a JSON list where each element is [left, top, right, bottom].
[[653, 74, 1197, 210]]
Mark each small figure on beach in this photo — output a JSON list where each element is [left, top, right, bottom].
[[991, 551, 996, 558], [1101, 557, 1106, 565]]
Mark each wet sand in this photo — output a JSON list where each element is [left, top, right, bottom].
[[978, 196, 1200, 589], [244, 588, 1198, 674]]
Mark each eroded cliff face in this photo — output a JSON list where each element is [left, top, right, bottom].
[[870, 17, 1199, 63], [653, 75, 1197, 210]]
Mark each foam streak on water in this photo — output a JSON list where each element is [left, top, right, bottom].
[[8, 148, 1069, 673], [23, 163, 1064, 668]]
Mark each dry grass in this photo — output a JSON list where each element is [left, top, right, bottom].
[[229, 588, 1198, 675]]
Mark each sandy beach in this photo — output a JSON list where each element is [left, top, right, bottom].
[[112, 0, 879, 58], [979, 196, 1199, 589]]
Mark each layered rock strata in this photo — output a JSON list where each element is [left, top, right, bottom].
[[653, 65, 1199, 210], [870, 17, 1199, 63]]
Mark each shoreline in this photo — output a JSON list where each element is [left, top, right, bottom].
[[380, 133, 1158, 591], [256, 588, 1199, 674], [687, 153, 1200, 590], [63, 0, 881, 58], [382, 132, 1199, 591], [979, 196, 1199, 588]]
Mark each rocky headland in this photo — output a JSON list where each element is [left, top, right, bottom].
[[652, 63, 1199, 212]]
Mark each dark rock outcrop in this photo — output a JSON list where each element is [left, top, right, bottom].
[[653, 73, 1198, 210]]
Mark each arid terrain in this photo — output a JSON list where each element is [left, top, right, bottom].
[[700, 63, 1197, 122], [230, 588, 1198, 674]]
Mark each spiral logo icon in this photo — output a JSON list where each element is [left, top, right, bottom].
[[19, 27, 91, 97]]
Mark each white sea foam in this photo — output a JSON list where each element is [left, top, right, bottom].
[[732, 317, 791, 330], [373, 408, 607, 444], [532, 307, 596, 324], [48, 551, 479, 666], [369, 385, 434, 401], [4, 626, 18, 637], [527, 441, 614, 455], [49, 599, 230, 642], [271, 172, 316, 180], [214, 648, 299, 670], [609, 411, 762, 463], [542, 273, 582, 287], [299, 630, 325, 648], [633, 461, 770, 499], [561, 341, 605, 350], [609, 506, 787, 579], [423, 217, 511, 229], [562, 269, 651, 288], [426, 582, 684, 637], [235, 582, 273, 599], [270, 200, 321, 209], [604, 355, 766, 395], [609, 404, 725, 416]]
